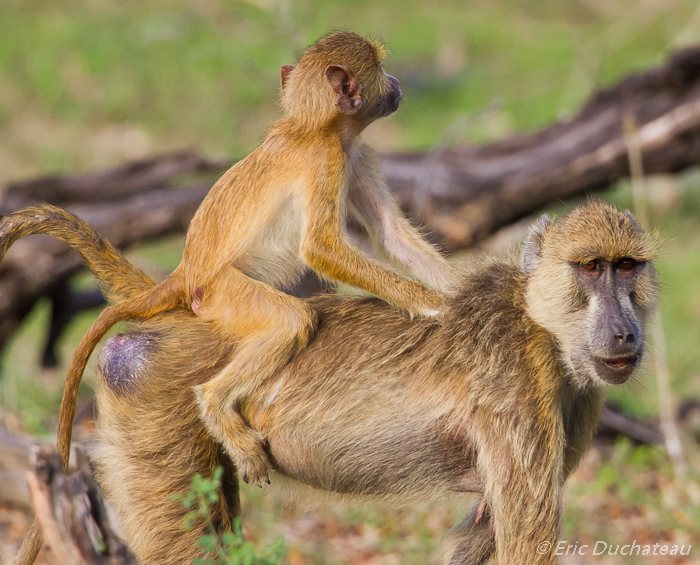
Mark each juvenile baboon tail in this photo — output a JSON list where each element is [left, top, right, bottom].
[[58, 275, 188, 470], [0, 204, 157, 301], [0, 204, 188, 465], [5, 205, 187, 565]]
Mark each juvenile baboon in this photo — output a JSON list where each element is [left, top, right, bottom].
[[93, 201, 658, 564], [0, 31, 459, 499]]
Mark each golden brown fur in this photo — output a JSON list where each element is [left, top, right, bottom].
[[178, 30, 457, 487], [1, 31, 458, 499], [95, 315, 239, 564], [6, 32, 458, 563], [0, 204, 161, 565], [92, 201, 658, 564]]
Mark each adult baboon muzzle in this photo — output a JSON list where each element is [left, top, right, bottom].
[[593, 296, 642, 384], [594, 354, 640, 384]]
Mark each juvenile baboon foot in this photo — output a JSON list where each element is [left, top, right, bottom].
[[231, 438, 272, 487], [194, 383, 272, 488]]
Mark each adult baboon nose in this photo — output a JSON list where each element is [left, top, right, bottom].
[[611, 318, 637, 345]]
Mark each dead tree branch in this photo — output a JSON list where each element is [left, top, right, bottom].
[[1, 47, 699, 359], [27, 445, 138, 565], [384, 47, 700, 249], [0, 182, 213, 356]]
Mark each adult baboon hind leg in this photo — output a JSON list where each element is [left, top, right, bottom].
[[94, 313, 239, 565]]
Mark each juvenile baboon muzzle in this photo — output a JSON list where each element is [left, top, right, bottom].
[[383, 75, 402, 116]]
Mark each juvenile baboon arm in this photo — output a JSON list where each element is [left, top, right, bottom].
[[301, 147, 445, 317], [348, 143, 461, 295]]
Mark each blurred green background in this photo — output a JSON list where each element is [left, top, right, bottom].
[[1, 0, 699, 563], [2, 0, 700, 180]]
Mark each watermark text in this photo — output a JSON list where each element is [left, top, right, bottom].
[[536, 540, 691, 557]]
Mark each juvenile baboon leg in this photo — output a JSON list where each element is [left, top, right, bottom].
[[439, 502, 495, 565], [194, 266, 316, 487]]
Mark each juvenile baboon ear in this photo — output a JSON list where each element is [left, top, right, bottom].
[[280, 65, 294, 89], [325, 65, 364, 114], [521, 214, 552, 274]]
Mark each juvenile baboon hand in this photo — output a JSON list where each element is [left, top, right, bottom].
[[413, 288, 450, 319]]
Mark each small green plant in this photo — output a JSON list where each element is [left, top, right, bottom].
[[172, 467, 287, 565]]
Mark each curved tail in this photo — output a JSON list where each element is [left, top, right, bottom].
[[0, 204, 157, 301], [57, 275, 187, 469], [5, 205, 189, 565]]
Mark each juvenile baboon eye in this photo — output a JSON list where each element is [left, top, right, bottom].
[[581, 260, 598, 270], [617, 257, 636, 270]]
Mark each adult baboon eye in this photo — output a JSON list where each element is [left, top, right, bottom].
[[618, 257, 636, 270], [581, 260, 598, 270]]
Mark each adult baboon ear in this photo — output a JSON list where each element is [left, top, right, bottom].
[[280, 65, 294, 89], [623, 210, 644, 231], [325, 65, 364, 114], [521, 214, 552, 274]]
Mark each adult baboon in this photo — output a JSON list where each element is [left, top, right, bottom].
[[92, 200, 658, 564]]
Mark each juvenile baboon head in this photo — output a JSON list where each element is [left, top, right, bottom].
[[522, 201, 659, 387], [280, 31, 401, 127]]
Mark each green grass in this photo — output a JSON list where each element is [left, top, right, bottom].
[[0, 0, 698, 179]]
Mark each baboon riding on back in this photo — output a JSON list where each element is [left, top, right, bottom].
[[92, 200, 657, 564], [0, 32, 658, 565]]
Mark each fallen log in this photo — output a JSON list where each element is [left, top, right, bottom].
[[1, 46, 699, 361], [0, 183, 212, 357], [0, 151, 227, 214], [385, 47, 700, 249]]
